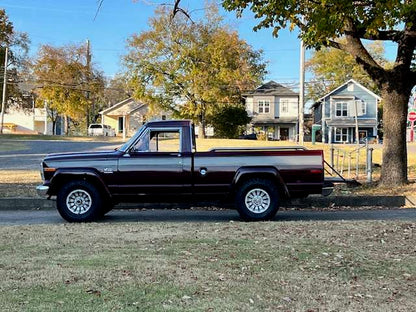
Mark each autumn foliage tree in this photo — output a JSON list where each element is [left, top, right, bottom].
[[124, 4, 266, 137], [0, 9, 30, 113], [32, 44, 104, 134], [306, 41, 389, 101], [223, 0, 416, 186]]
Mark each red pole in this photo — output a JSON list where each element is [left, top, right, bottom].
[[411, 121, 415, 142]]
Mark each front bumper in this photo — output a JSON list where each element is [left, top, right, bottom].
[[36, 185, 49, 197]]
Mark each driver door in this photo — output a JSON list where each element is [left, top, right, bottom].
[[115, 127, 192, 196]]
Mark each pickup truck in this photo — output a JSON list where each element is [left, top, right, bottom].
[[37, 120, 332, 222]]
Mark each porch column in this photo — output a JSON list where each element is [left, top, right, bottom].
[[122, 113, 126, 141], [329, 126, 333, 143], [44, 101, 48, 135]]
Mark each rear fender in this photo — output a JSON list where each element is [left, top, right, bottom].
[[232, 167, 290, 198], [48, 168, 111, 198]]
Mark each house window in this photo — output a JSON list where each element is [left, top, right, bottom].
[[281, 100, 289, 113], [118, 117, 124, 133], [360, 101, 366, 115], [258, 100, 270, 114], [335, 102, 348, 117], [335, 128, 348, 142]]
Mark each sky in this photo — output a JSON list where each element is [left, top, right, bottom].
[[2, 0, 306, 88]]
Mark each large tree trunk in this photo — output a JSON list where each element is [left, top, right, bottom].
[[198, 113, 206, 139], [379, 82, 411, 186], [64, 115, 69, 136]]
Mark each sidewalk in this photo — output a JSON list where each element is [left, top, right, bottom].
[[0, 195, 415, 211]]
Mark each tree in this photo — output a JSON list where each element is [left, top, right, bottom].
[[32, 44, 104, 135], [211, 105, 251, 138], [0, 9, 31, 113], [223, 0, 416, 186], [123, 4, 266, 137], [306, 41, 389, 101], [102, 74, 131, 108]]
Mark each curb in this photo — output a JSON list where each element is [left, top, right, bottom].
[[0, 196, 415, 211]]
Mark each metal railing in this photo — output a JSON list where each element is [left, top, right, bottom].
[[329, 142, 374, 182]]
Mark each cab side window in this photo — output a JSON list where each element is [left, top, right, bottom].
[[132, 129, 181, 153]]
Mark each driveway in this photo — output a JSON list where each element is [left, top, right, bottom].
[[0, 140, 121, 170], [1, 208, 415, 226]]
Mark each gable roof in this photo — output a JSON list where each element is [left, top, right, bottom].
[[100, 98, 147, 115], [317, 79, 381, 102], [243, 80, 298, 97]]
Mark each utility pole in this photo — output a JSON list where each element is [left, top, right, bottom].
[[298, 36, 305, 145], [0, 47, 9, 134], [86, 39, 92, 130]]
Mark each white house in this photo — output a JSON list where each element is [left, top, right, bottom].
[[1, 106, 58, 135], [100, 98, 169, 137]]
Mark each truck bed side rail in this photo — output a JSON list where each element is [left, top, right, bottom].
[[209, 146, 308, 152]]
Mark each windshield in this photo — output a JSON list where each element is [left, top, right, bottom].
[[118, 124, 146, 152], [89, 124, 102, 129]]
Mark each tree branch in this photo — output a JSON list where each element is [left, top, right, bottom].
[[342, 18, 385, 74], [395, 21, 416, 71], [170, 0, 193, 23]]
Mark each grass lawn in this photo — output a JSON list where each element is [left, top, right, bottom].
[[0, 221, 415, 311]]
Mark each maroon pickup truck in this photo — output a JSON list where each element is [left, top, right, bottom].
[[37, 120, 332, 222]]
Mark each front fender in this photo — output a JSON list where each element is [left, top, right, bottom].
[[232, 167, 290, 198], [48, 168, 111, 197]]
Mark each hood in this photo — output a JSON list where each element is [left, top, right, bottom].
[[44, 149, 123, 162]]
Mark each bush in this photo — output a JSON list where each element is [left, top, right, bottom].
[[211, 106, 251, 138]]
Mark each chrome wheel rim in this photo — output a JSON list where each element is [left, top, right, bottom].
[[245, 188, 271, 214], [66, 189, 92, 214]]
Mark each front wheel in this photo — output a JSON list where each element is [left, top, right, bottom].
[[236, 178, 279, 221], [56, 180, 102, 222]]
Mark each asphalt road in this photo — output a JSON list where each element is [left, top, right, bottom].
[[1, 208, 415, 226], [0, 140, 121, 170]]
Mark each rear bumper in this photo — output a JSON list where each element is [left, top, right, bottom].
[[36, 185, 49, 197], [322, 180, 334, 197]]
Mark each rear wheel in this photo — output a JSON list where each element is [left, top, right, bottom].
[[56, 180, 102, 222], [236, 178, 279, 221]]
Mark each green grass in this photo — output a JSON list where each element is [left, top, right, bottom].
[[0, 141, 29, 152], [0, 221, 415, 311]]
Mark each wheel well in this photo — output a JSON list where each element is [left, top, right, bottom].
[[234, 173, 287, 199], [50, 174, 110, 199]]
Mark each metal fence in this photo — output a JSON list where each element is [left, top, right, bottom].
[[329, 142, 374, 182]]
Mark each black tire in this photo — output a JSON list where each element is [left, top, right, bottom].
[[236, 178, 279, 221], [56, 180, 102, 222]]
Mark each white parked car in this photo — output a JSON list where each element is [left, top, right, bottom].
[[88, 124, 116, 136]]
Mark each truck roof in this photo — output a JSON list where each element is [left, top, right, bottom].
[[145, 119, 192, 127]]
